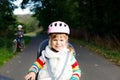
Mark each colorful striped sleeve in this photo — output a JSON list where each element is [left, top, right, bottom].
[[71, 55, 81, 80], [29, 57, 45, 74]]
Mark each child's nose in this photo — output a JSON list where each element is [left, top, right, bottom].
[[56, 41, 60, 45]]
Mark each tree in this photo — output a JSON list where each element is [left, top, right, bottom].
[[0, 0, 16, 38], [21, 0, 75, 31], [21, 0, 120, 38]]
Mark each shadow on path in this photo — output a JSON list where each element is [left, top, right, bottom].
[[0, 75, 13, 80]]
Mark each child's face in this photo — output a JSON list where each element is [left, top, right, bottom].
[[50, 34, 68, 52], [18, 28, 22, 30]]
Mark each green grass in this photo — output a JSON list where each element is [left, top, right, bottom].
[[0, 36, 31, 67], [24, 28, 43, 37], [71, 38, 120, 66], [0, 48, 14, 66]]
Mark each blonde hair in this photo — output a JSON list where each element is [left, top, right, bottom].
[[49, 33, 74, 53]]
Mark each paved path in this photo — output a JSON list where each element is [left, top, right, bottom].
[[0, 34, 120, 80]]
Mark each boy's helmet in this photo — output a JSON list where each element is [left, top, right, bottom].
[[48, 21, 70, 35], [17, 25, 22, 28]]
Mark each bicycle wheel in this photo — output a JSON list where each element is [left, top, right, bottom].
[[20, 39, 25, 51], [12, 39, 17, 53]]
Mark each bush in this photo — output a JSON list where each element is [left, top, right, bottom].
[[0, 37, 5, 48]]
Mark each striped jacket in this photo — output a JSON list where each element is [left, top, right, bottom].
[[29, 46, 81, 80]]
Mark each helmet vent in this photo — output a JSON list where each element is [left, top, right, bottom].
[[64, 25, 66, 27], [60, 23, 62, 26], [55, 23, 57, 26]]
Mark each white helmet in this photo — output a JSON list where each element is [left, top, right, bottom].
[[17, 25, 23, 28], [48, 21, 70, 34]]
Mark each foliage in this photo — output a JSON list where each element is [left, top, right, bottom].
[[0, 37, 5, 47], [0, 48, 14, 66], [0, 0, 17, 38], [16, 14, 39, 33], [21, 0, 120, 37]]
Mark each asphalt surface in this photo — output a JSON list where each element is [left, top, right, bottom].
[[0, 34, 120, 80]]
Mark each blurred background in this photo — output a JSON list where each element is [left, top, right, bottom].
[[0, 0, 120, 66]]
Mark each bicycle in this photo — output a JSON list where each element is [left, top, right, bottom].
[[12, 37, 25, 53]]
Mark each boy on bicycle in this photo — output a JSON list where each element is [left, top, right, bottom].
[[16, 25, 24, 48]]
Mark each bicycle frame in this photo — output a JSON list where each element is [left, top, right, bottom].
[[12, 38, 25, 53]]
